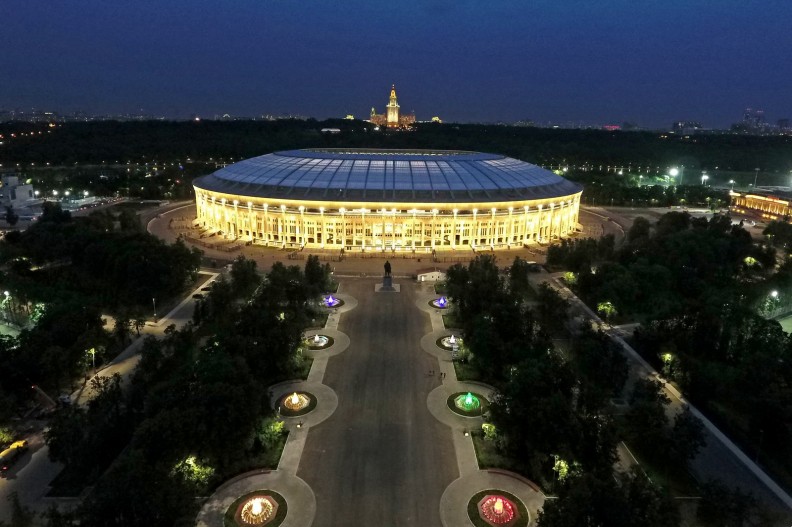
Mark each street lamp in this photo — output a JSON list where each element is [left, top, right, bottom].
[[87, 347, 96, 371], [701, 174, 709, 186], [754, 168, 760, 188], [152, 297, 157, 320], [669, 167, 682, 185], [730, 179, 735, 191]]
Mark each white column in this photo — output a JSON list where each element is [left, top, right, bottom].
[[452, 209, 458, 248], [320, 207, 325, 247]]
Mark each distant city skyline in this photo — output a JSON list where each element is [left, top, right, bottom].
[[2, 1, 791, 128]]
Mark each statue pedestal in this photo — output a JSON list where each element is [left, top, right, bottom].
[[375, 275, 399, 293]]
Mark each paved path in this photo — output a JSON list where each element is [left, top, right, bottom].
[[535, 269, 792, 519], [0, 272, 219, 523], [415, 286, 546, 526], [198, 278, 547, 526], [299, 279, 458, 526]]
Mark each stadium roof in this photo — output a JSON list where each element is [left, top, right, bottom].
[[193, 149, 582, 203]]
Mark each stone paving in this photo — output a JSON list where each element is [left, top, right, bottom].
[[197, 281, 545, 526]]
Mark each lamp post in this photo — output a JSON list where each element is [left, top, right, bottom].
[[701, 174, 709, 186], [669, 167, 682, 186], [87, 347, 96, 371], [2, 291, 10, 322], [152, 297, 157, 320], [730, 179, 735, 191], [754, 168, 760, 188]]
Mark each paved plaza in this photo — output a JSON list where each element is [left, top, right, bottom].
[[197, 278, 545, 526]]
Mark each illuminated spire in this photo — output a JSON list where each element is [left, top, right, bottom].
[[386, 84, 400, 127]]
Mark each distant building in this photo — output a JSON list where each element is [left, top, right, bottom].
[[0, 174, 36, 209], [369, 85, 416, 129], [672, 121, 704, 134]]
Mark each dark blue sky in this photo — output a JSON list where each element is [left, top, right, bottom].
[[2, 0, 790, 127]]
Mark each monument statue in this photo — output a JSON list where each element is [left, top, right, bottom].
[[384, 260, 392, 277]]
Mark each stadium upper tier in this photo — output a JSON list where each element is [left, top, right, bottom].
[[193, 148, 581, 203]]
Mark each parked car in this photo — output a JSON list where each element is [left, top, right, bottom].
[[0, 440, 29, 477]]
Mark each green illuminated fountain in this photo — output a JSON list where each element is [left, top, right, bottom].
[[455, 392, 481, 413]]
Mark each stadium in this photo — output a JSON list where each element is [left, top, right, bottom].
[[192, 148, 583, 252]]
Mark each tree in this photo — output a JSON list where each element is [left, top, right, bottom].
[[7, 491, 35, 527], [77, 449, 197, 527], [627, 216, 650, 243], [625, 378, 669, 450], [697, 480, 775, 527], [536, 283, 569, 335], [537, 468, 679, 527], [116, 209, 141, 232], [229, 256, 261, 298], [508, 257, 532, 298], [4, 206, 19, 227], [112, 313, 131, 346], [304, 254, 330, 297], [132, 312, 146, 337], [670, 406, 706, 463]]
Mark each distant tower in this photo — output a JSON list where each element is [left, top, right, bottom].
[[386, 85, 400, 128]]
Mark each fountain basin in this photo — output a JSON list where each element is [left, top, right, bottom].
[[430, 296, 449, 309], [323, 295, 344, 308], [227, 490, 286, 527], [437, 334, 463, 351], [305, 334, 334, 349], [467, 489, 527, 527], [447, 391, 489, 417], [279, 391, 317, 417]]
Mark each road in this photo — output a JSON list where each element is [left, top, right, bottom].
[[298, 279, 458, 527], [0, 270, 218, 522]]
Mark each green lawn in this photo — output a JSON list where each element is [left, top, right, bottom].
[[471, 432, 513, 471], [453, 361, 482, 383], [442, 312, 463, 329]]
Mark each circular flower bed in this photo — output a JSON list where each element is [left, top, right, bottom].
[[224, 490, 287, 527], [278, 391, 317, 417], [446, 392, 489, 417], [467, 489, 528, 527]]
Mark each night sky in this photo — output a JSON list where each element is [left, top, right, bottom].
[[2, 0, 791, 127]]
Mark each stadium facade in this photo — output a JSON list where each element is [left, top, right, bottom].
[[192, 149, 583, 252]]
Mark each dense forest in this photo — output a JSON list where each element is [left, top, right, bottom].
[[2, 119, 792, 173]]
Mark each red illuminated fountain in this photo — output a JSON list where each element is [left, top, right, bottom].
[[477, 494, 519, 526]]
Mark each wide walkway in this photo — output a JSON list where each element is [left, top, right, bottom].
[[299, 279, 458, 526]]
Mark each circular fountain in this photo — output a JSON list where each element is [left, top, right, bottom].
[[438, 334, 461, 350], [279, 391, 316, 417], [430, 296, 449, 309], [323, 295, 344, 308], [284, 392, 310, 411], [305, 334, 332, 349], [238, 496, 275, 525], [478, 494, 518, 525], [447, 391, 489, 417], [227, 490, 285, 527], [456, 392, 481, 413]]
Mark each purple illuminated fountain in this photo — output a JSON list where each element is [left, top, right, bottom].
[[323, 295, 342, 308], [431, 296, 449, 309]]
